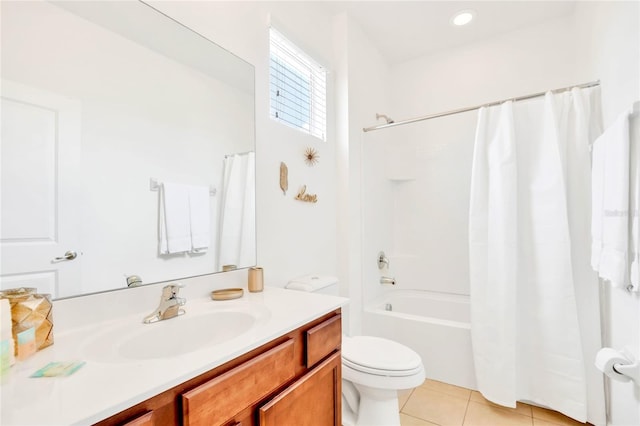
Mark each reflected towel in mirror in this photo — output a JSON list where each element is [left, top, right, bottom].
[[159, 182, 191, 254], [159, 183, 211, 254], [189, 185, 211, 253]]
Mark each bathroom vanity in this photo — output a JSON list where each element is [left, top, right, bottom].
[[0, 284, 347, 425], [97, 310, 342, 425]]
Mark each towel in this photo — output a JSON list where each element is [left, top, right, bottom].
[[591, 107, 632, 287], [188, 185, 211, 253], [159, 182, 191, 254], [629, 102, 640, 291]]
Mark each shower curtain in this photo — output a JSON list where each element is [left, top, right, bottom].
[[217, 152, 256, 269], [469, 87, 605, 424]]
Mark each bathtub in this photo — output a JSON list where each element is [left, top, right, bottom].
[[362, 290, 477, 390]]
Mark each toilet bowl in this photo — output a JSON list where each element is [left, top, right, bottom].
[[285, 275, 426, 426], [341, 335, 425, 426]]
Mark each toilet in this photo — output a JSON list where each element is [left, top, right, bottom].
[[286, 275, 425, 426]]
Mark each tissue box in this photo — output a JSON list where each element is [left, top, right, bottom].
[[0, 288, 54, 355]]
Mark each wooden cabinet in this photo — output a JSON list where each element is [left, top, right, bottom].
[[182, 339, 296, 426], [121, 411, 154, 426], [94, 310, 341, 426]]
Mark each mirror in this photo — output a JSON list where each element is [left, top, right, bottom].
[[0, 0, 256, 299]]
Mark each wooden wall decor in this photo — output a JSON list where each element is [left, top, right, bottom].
[[279, 162, 288, 195], [295, 185, 318, 203]]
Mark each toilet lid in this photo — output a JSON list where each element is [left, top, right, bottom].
[[342, 336, 423, 376]]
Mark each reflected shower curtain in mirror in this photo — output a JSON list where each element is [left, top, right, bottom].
[[217, 152, 256, 269], [468, 87, 605, 424]]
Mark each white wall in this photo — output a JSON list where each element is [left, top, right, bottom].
[[573, 2, 640, 425], [333, 13, 391, 334], [150, 2, 339, 289]]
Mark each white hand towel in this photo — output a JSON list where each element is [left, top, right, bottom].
[[593, 108, 631, 287], [188, 185, 211, 253], [629, 102, 640, 291], [159, 182, 191, 254]]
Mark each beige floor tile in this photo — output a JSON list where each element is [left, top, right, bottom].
[[400, 413, 440, 426], [420, 379, 472, 401], [469, 391, 532, 417], [531, 406, 587, 426], [402, 387, 469, 426], [399, 389, 414, 410], [533, 419, 570, 426], [463, 401, 533, 426]]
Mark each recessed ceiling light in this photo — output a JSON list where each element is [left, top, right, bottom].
[[451, 10, 474, 26]]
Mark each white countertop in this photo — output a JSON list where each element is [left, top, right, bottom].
[[0, 286, 347, 426]]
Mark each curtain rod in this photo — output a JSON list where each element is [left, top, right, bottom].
[[362, 80, 601, 132]]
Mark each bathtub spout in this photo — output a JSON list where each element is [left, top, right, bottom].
[[380, 276, 396, 285]]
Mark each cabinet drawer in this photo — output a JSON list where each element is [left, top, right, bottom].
[[182, 339, 295, 426], [305, 314, 341, 367], [122, 411, 154, 426]]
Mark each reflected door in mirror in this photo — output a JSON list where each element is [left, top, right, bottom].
[[0, 81, 82, 298]]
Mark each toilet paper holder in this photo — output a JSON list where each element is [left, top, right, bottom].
[[612, 351, 639, 384], [595, 347, 640, 385]]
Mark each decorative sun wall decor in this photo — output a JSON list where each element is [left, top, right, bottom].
[[304, 147, 319, 166]]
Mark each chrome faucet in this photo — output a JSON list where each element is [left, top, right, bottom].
[[380, 276, 396, 285], [377, 251, 390, 270], [143, 284, 186, 324]]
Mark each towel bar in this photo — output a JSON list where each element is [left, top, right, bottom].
[[149, 178, 216, 196]]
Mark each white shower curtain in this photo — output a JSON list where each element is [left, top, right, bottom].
[[217, 152, 256, 268], [469, 87, 605, 424]]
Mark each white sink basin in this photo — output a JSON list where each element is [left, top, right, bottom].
[[81, 303, 270, 363]]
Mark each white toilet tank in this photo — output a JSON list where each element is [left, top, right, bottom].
[[285, 275, 339, 296]]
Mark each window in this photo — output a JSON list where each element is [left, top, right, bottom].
[[269, 27, 327, 141]]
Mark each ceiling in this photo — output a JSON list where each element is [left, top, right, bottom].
[[324, 1, 577, 64]]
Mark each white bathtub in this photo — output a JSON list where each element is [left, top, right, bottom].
[[362, 290, 477, 390]]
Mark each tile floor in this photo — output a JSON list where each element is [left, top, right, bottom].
[[398, 379, 590, 426]]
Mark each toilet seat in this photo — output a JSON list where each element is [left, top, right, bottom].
[[342, 335, 423, 377]]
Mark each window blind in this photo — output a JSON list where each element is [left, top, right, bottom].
[[269, 27, 327, 141]]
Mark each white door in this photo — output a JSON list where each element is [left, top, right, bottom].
[[1, 80, 82, 298]]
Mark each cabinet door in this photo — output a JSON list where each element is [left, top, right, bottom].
[[259, 351, 341, 426]]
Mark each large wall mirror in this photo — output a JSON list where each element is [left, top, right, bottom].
[[0, 1, 256, 299]]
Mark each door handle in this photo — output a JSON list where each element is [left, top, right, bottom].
[[52, 250, 77, 262]]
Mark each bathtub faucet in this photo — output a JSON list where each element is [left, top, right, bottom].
[[380, 276, 396, 285]]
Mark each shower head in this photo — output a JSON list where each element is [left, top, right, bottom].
[[376, 113, 394, 124]]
